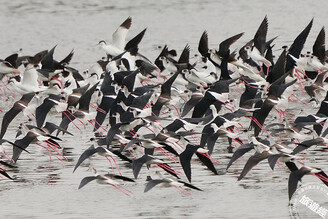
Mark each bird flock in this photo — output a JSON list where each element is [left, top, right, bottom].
[[0, 16, 328, 202]]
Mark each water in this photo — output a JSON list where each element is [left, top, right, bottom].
[[0, 0, 328, 218]]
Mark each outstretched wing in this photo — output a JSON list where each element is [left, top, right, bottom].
[[237, 151, 270, 181], [227, 143, 255, 170], [73, 145, 98, 172], [78, 176, 97, 189], [0, 105, 22, 139], [144, 179, 164, 192], [131, 155, 148, 179], [112, 17, 132, 50]]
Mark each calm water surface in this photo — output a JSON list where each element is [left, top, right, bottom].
[[0, 0, 328, 218]]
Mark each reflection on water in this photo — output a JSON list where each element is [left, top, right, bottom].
[[0, 0, 328, 218]]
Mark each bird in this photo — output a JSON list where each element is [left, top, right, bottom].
[[152, 71, 180, 116], [144, 171, 202, 194], [292, 137, 328, 155], [179, 144, 218, 182], [93, 72, 117, 132], [0, 167, 14, 180], [78, 172, 135, 196], [35, 94, 67, 128], [2, 16, 328, 206], [251, 71, 296, 136], [12, 126, 63, 162], [0, 53, 20, 80], [8, 50, 48, 94], [73, 144, 131, 174], [131, 154, 179, 179], [285, 18, 313, 72], [237, 150, 273, 181], [11, 131, 38, 162], [57, 82, 99, 134], [288, 165, 328, 201], [243, 16, 272, 74], [0, 92, 35, 139], [98, 17, 132, 58], [226, 142, 255, 170]]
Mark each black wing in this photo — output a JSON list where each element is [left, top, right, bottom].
[[0, 169, 14, 180], [0, 105, 23, 139], [253, 16, 268, 55], [198, 31, 209, 57], [60, 49, 74, 65], [179, 144, 199, 182], [110, 174, 135, 182], [178, 180, 203, 191], [124, 28, 147, 51], [288, 169, 304, 201], [226, 143, 255, 170], [218, 32, 244, 58], [78, 82, 99, 111], [43, 122, 73, 136], [12, 131, 37, 162], [178, 44, 190, 64], [195, 152, 218, 175], [237, 151, 270, 181], [131, 155, 148, 179], [78, 176, 97, 189], [144, 179, 164, 192], [73, 145, 98, 172], [312, 27, 326, 64], [57, 111, 76, 136], [36, 95, 61, 127], [286, 18, 313, 72], [4, 53, 18, 68]]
